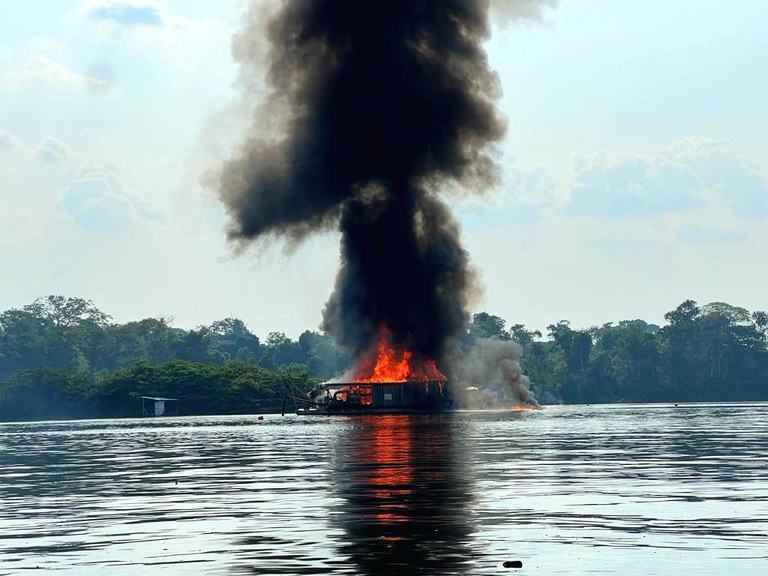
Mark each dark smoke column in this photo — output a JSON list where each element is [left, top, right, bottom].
[[218, 1, 547, 366]]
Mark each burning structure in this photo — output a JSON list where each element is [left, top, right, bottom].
[[217, 1, 551, 412], [296, 325, 452, 413], [299, 381, 451, 414]]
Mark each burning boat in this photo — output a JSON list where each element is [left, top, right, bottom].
[[296, 380, 452, 415], [295, 325, 453, 415]]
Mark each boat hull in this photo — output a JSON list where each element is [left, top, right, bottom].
[[296, 406, 453, 416]]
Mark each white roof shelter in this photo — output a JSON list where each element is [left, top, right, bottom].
[[141, 396, 179, 417]]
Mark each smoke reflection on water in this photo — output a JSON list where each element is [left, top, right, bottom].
[[330, 415, 478, 575]]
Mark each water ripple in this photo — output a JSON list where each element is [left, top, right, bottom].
[[1, 404, 767, 574]]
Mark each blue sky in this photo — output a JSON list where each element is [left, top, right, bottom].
[[1, 0, 767, 338]]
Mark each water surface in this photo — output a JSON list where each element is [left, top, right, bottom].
[[1, 404, 767, 575]]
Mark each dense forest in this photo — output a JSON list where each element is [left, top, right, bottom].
[[1, 295, 767, 421]]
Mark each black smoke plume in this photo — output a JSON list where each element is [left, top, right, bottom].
[[218, 1, 553, 367]]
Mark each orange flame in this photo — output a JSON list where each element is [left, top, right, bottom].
[[516, 403, 543, 411], [353, 324, 446, 383]]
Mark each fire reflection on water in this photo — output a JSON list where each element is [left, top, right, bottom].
[[352, 416, 415, 527], [332, 415, 477, 575]]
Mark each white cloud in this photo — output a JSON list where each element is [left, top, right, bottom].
[[661, 138, 768, 219], [36, 138, 70, 164], [60, 166, 164, 232], [86, 0, 165, 28], [14, 54, 84, 86], [8, 54, 112, 92], [565, 137, 768, 220], [567, 151, 702, 217], [0, 130, 21, 151], [678, 226, 746, 244], [23, 36, 72, 61], [454, 154, 560, 232], [61, 175, 136, 231], [0, 36, 114, 94], [84, 60, 116, 92], [63, 0, 234, 99], [503, 157, 560, 206], [75, 0, 197, 33], [0, 132, 161, 235], [492, 0, 558, 23]]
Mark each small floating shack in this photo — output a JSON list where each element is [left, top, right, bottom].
[[141, 396, 179, 417]]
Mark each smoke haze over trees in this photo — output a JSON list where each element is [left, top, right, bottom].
[[1, 295, 768, 421]]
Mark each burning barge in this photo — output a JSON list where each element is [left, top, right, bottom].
[[288, 325, 453, 415], [294, 380, 452, 415]]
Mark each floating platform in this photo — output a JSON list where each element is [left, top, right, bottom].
[[294, 380, 452, 415]]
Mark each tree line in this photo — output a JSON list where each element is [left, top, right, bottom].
[[0, 296, 345, 421], [469, 300, 768, 404], [1, 295, 767, 421]]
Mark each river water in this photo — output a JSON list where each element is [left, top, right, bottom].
[[1, 404, 767, 575]]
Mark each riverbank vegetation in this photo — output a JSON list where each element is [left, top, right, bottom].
[[1, 296, 767, 420]]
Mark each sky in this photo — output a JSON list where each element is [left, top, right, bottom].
[[1, 0, 767, 339]]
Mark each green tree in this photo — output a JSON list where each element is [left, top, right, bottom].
[[208, 318, 261, 362], [299, 330, 349, 378], [175, 328, 215, 363], [0, 369, 96, 421], [261, 332, 305, 370], [547, 321, 593, 402], [469, 312, 510, 340]]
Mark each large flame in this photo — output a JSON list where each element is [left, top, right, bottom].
[[353, 325, 447, 383]]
